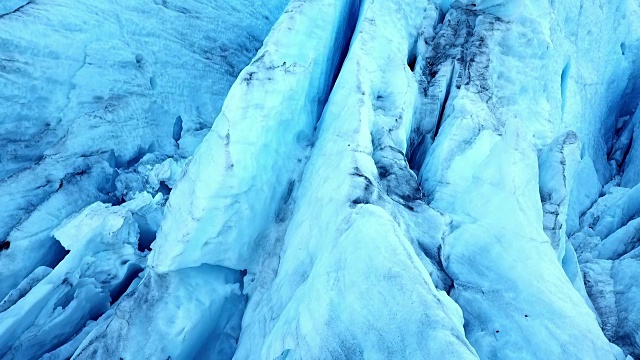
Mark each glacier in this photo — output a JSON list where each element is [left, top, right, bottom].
[[1, 0, 640, 359]]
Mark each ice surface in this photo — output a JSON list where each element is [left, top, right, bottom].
[[0, 0, 288, 176], [2, 0, 640, 358], [72, 266, 245, 360], [414, 0, 640, 358], [149, 0, 361, 272], [621, 110, 640, 188], [41, 320, 99, 360], [566, 155, 601, 236], [0, 200, 145, 359], [0, 1, 28, 16], [0, 0, 287, 299], [575, 181, 640, 358], [0, 159, 113, 300], [539, 130, 581, 260], [428, 121, 614, 358], [583, 256, 640, 358], [234, 0, 478, 357]]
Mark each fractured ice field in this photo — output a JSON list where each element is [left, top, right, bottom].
[[1, 0, 640, 359]]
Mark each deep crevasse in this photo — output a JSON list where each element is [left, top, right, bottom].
[[1, 0, 640, 359]]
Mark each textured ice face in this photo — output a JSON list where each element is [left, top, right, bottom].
[[0, 0, 289, 177], [148, 0, 362, 273], [2, 0, 640, 359], [0, 0, 287, 318], [0, 200, 145, 360]]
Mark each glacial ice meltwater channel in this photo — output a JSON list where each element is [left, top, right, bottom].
[[1, 0, 640, 359]]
